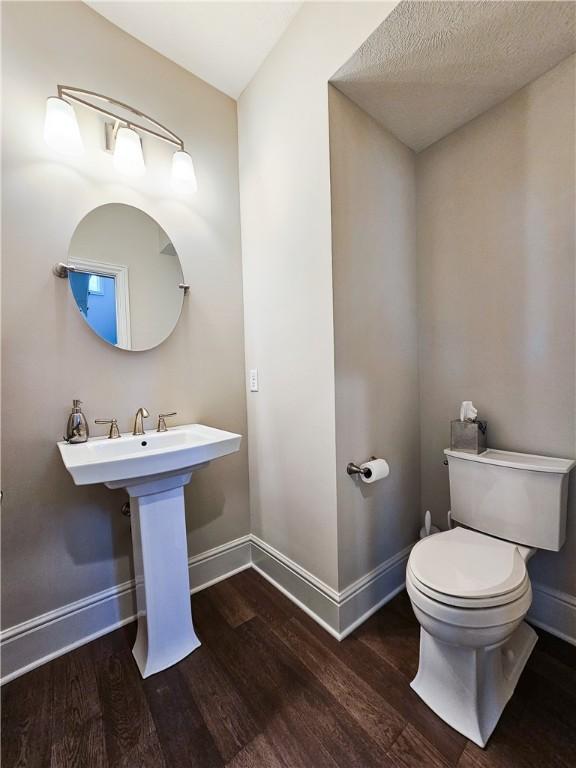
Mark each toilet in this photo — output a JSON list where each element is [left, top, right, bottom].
[[407, 448, 575, 748]]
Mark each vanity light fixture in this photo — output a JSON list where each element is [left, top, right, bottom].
[[44, 85, 197, 191]]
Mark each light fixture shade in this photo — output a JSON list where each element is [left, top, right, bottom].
[[171, 150, 197, 193], [113, 126, 146, 177], [44, 97, 84, 155]]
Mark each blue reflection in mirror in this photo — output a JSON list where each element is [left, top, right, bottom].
[[69, 271, 117, 346]]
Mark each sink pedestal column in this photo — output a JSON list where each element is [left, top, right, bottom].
[[125, 471, 201, 678]]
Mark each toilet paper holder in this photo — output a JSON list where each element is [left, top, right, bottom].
[[347, 457, 377, 478]]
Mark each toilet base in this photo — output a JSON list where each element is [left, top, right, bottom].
[[411, 620, 537, 747]]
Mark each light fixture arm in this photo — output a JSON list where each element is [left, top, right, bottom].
[[57, 85, 184, 150]]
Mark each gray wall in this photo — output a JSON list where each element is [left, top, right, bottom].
[[329, 87, 420, 590], [237, 3, 395, 591], [417, 55, 576, 594], [1, 1, 249, 630]]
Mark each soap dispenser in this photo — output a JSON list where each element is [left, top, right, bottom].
[[65, 399, 89, 443]]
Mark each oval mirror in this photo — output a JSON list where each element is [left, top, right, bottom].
[[67, 203, 185, 351]]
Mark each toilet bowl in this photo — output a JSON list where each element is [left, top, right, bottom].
[[406, 448, 574, 747], [406, 526, 537, 747]]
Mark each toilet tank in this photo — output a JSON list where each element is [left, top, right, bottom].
[[444, 449, 576, 551]]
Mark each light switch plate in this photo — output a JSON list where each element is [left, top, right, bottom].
[[249, 368, 258, 392]]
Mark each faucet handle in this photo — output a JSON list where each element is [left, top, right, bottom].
[[95, 418, 121, 439], [157, 412, 177, 432]]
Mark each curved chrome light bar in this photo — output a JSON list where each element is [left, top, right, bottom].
[[57, 85, 184, 150], [45, 85, 197, 190]]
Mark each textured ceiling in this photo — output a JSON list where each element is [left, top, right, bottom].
[[332, 1, 576, 152], [86, 1, 302, 98]]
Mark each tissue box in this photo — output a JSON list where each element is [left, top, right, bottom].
[[450, 420, 487, 454]]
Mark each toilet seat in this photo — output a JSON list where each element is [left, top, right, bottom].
[[408, 568, 530, 609], [406, 569, 533, 631], [408, 527, 530, 609]]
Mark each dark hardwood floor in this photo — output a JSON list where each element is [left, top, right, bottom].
[[2, 568, 576, 767]]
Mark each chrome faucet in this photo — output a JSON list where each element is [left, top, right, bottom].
[[95, 418, 121, 439], [132, 407, 150, 436], [157, 412, 177, 432]]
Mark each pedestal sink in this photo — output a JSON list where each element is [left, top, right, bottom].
[[58, 423, 241, 677]]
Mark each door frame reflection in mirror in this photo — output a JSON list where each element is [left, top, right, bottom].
[[70, 257, 131, 348]]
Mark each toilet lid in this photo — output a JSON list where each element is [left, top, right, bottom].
[[409, 527, 527, 599]]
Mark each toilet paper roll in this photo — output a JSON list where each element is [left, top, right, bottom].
[[360, 458, 390, 484]]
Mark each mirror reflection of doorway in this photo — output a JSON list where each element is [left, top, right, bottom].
[[67, 258, 131, 348], [69, 272, 118, 345]]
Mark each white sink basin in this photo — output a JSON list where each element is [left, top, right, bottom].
[[57, 422, 241, 679], [58, 423, 241, 486]]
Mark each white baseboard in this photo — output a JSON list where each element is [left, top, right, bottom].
[[250, 535, 412, 639], [1, 532, 410, 684], [527, 583, 576, 647], [0, 535, 251, 685], [250, 536, 341, 638], [188, 536, 252, 594], [16, 535, 575, 685], [337, 548, 411, 639]]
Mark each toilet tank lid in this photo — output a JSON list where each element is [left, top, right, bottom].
[[444, 448, 576, 474]]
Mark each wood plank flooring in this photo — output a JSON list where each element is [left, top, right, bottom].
[[2, 568, 575, 767]]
